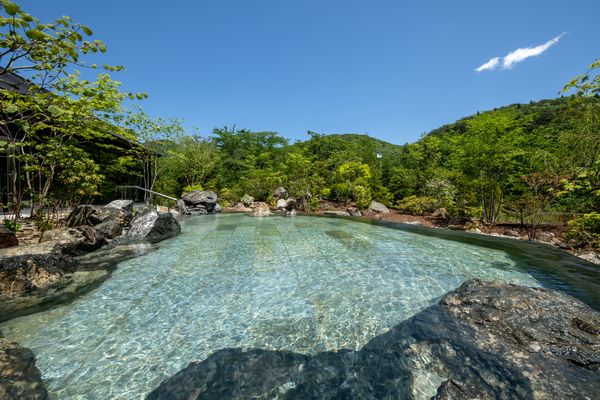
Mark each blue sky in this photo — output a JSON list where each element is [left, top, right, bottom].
[[17, 0, 600, 144]]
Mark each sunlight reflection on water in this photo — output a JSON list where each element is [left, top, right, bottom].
[[0, 214, 543, 399]]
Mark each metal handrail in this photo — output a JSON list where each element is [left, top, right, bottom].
[[116, 185, 178, 202]]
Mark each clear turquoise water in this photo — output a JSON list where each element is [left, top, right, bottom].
[[0, 214, 559, 399]]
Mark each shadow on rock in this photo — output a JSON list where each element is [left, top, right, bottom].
[[147, 280, 600, 400]]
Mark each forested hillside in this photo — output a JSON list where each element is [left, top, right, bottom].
[[153, 96, 600, 230]]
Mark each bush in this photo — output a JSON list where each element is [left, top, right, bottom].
[[395, 195, 437, 215], [181, 183, 203, 195], [3, 219, 21, 233], [220, 199, 232, 208], [240, 194, 254, 206], [564, 212, 600, 248], [34, 216, 54, 233], [354, 185, 372, 209]]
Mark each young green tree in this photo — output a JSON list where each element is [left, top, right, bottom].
[[460, 110, 528, 223], [0, 1, 145, 216]]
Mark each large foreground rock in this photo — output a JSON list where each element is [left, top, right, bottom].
[[0, 337, 48, 399], [124, 208, 181, 243], [147, 280, 600, 399]]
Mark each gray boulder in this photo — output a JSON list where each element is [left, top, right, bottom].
[[65, 205, 130, 228], [181, 190, 219, 214], [347, 207, 362, 217], [276, 198, 288, 210], [285, 197, 297, 211], [0, 241, 70, 300], [125, 208, 181, 243], [535, 231, 561, 245], [231, 203, 252, 212], [181, 190, 218, 206], [40, 226, 105, 254], [105, 199, 134, 213], [369, 200, 390, 214], [274, 187, 288, 199], [94, 220, 123, 240], [188, 205, 208, 216], [214, 203, 223, 213], [175, 199, 191, 215], [251, 202, 271, 217], [0, 337, 49, 399], [0, 225, 18, 249]]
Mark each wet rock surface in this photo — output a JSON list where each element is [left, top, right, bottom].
[[431, 379, 489, 400], [147, 280, 600, 400], [123, 208, 181, 243], [0, 242, 157, 322], [0, 242, 71, 300], [0, 201, 179, 322], [0, 337, 48, 400]]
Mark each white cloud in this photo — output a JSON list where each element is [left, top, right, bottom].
[[475, 57, 500, 72], [475, 33, 566, 73]]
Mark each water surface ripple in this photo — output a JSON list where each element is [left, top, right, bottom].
[[1, 214, 597, 399]]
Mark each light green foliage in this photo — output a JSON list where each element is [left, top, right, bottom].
[[353, 185, 371, 209], [395, 195, 437, 215], [169, 136, 219, 189], [181, 184, 203, 194], [0, 0, 124, 86], [331, 161, 372, 207], [564, 212, 600, 249], [3, 219, 21, 232], [424, 176, 456, 211], [0, 1, 148, 217], [563, 59, 600, 97], [240, 194, 254, 206]]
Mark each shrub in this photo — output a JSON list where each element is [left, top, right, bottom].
[[35, 216, 54, 233], [354, 185, 372, 209], [3, 219, 21, 233], [424, 178, 456, 210], [220, 199, 232, 208], [395, 195, 437, 215], [564, 212, 600, 248], [240, 194, 254, 206], [181, 183, 203, 195]]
